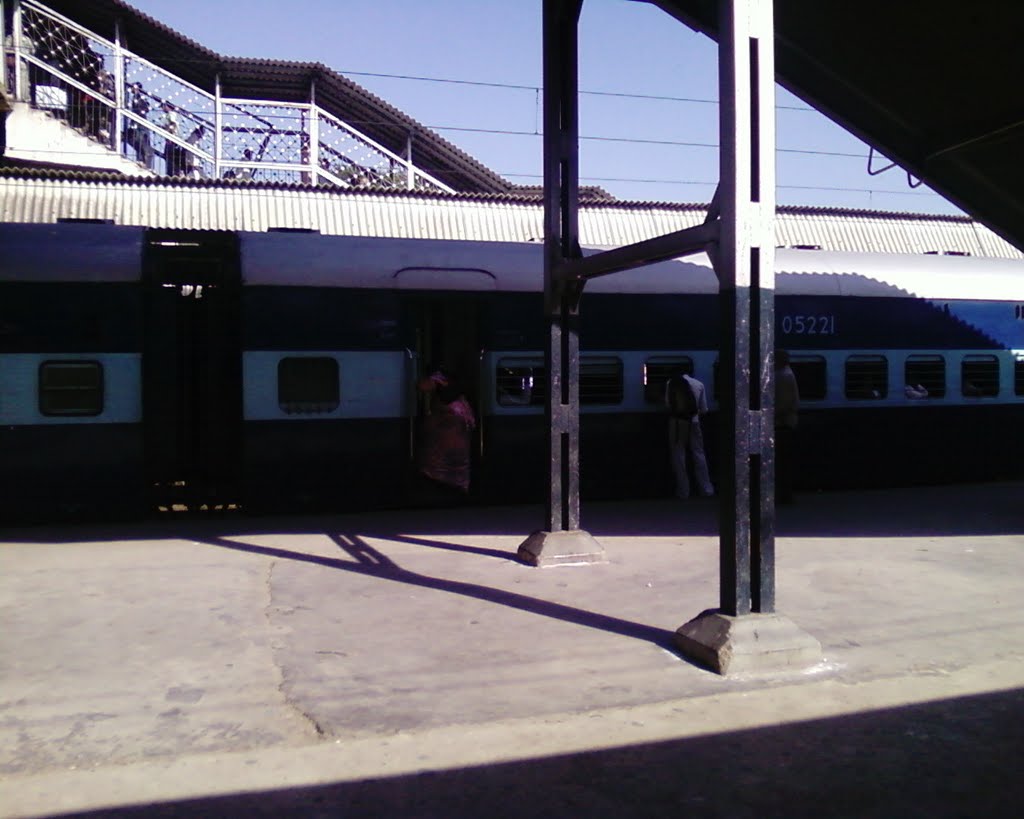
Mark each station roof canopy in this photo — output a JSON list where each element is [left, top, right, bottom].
[[645, 0, 1024, 253]]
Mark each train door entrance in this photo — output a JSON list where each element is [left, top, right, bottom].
[[407, 295, 484, 491], [143, 231, 242, 510]]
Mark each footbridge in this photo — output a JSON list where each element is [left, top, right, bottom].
[[1, 0, 507, 191]]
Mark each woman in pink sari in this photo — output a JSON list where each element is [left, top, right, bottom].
[[416, 371, 476, 497]]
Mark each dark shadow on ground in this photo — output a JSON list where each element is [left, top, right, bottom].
[[2, 481, 1020, 544], [201, 533, 682, 655], [51, 685, 1024, 818]]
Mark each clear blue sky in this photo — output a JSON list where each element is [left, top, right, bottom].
[[125, 0, 962, 215]]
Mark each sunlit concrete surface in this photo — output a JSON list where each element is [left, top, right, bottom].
[[1, 482, 1023, 817]]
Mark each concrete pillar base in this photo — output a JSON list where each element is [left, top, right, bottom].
[[675, 609, 822, 675], [517, 529, 607, 567]]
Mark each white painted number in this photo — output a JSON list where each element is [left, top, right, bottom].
[[781, 314, 836, 335]]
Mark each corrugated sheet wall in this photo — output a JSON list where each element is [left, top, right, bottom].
[[1, 176, 1021, 259]]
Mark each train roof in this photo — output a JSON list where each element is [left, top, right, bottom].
[[240, 233, 1024, 302], [1, 224, 1022, 303], [774, 249, 1024, 302]]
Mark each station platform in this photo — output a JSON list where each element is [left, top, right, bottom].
[[2, 481, 1023, 817]]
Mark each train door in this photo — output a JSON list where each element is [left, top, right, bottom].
[[143, 230, 242, 510], [407, 294, 484, 492]]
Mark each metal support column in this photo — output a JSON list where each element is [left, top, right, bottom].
[[213, 73, 222, 178], [309, 78, 319, 184], [715, 0, 775, 617], [113, 20, 123, 155], [517, 0, 604, 567], [674, 0, 820, 674], [1, 2, 7, 98], [405, 131, 414, 190], [11, 0, 23, 101]]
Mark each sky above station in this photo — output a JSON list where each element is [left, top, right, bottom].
[[122, 0, 963, 215]]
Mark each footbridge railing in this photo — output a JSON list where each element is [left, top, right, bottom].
[[3, 0, 453, 192]]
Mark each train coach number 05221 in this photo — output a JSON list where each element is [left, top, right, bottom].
[[780, 314, 837, 335]]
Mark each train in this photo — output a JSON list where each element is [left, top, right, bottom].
[[1, 221, 1022, 522]]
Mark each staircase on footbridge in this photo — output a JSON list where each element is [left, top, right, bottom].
[[2, 0, 456, 191]]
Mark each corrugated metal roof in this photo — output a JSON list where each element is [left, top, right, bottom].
[[1, 168, 1021, 259]]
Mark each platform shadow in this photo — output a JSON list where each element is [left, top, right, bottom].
[[201, 533, 682, 655], [52, 685, 1024, 818]]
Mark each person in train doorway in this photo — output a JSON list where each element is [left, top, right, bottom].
[[774, 349, 800, 504], [665, 366, 715, 500], [414, 367, 477, 503]]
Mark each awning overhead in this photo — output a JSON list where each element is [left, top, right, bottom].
[[645, 1, 1024, 253]]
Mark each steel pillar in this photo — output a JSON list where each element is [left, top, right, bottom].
[[1, 2, 7, 100], [309, 78, 319, 183], [12, 0, 23, 101], [517, 0, 605, 567], [113, 21, 124, 154], [674, 0, 820, 674], [714, 0, 777, 616], [213, 73, 222, 178]]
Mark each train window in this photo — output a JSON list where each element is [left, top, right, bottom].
[[580, 356, 624, 405], [904, 355, 946, 398], [845, 355, 888, 400], [277, 357, 340, 414], [1016, 357, 1024, 397], [39, 361, 104, 416], [495, 358, 545, 406], [790, 355, 826, 400], [495, 357, 623, 405], [643, 357, 693, 404], [961, 355, 1000, 398]]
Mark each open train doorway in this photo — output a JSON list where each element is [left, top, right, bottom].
[[406, 294, 484, 499], [142, 230, 242, 511]]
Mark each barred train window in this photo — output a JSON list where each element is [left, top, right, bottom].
[[790, 355, 826, 400], [845, 355, 888, 400], [39, 361, 104, 416], [1016, 357, 1024, 397], [643, 356, 693, 404], [496, 358, 545, 406], [581, 357, 624, 404], [278, 357, 339, 414], [904, 355, 946, 398], [961, 355, 999, 397], [495, 356, 623, 405]]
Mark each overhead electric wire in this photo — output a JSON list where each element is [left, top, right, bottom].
[[338, 68, 815, 111], [10, 51, 915, 196], [90, 51, 819, 112], [6, 147, 937, 199]]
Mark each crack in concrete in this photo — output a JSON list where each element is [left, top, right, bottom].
[[264, 559, 326, 739]]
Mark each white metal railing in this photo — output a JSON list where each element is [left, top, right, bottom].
[[4, 0, 454, 192]]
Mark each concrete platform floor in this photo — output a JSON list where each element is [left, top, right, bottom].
[[1, 481, 1023, 817]]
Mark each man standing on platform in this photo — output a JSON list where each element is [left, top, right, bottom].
[[774, 349, 800, 504], [666, 367, 715, 500]]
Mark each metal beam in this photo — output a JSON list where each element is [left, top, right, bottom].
[[557, 220, 719, 284], [925, 115, 1024, 162]]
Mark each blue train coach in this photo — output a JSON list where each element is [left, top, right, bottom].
[[1, 222, 1022, 520]]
